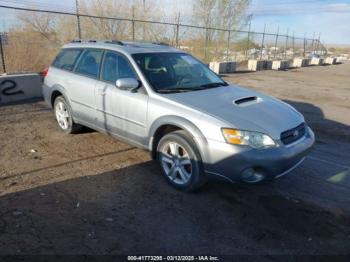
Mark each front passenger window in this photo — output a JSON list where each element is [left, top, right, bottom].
[[75, 49, 103, 78], [118, 55, 135, 78], [101, 52, 136, 83]]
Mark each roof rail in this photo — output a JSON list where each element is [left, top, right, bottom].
[[152, 42, 169, 46], [71, 39, 81, 43], [105, 40, 124, 46], [88, 40, 97, 43]]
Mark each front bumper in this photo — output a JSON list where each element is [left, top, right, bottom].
[[202, 127, 315, 183]]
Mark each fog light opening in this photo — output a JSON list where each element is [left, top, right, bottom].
[[241, 168, 265, 183]]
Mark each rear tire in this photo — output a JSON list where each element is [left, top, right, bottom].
[[53, 96, 82, 134], [157, 130, 207, 192]]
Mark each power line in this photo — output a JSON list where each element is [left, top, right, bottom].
[[250, 0, 350, 15], [0, 0, 77, 12]]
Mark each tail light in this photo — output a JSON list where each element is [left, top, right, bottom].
[[41, 68, 49, 78]]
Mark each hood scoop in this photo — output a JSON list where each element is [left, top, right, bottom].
[[233, 96, 259, 106]]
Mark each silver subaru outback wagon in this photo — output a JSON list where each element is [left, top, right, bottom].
[[42, 40, 315, 191]]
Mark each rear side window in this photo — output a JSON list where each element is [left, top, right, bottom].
[[101, 51, 136, 83], [52, 49, 82, 71], [75, 49, 103, 78]]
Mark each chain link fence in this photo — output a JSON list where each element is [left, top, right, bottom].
[[0, 4, 327, 75]]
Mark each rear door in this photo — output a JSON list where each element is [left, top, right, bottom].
[[68, 49, 104, 126], [47, 48, 82, 104]]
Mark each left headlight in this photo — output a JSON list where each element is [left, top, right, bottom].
[[221, 128, 276, 149]]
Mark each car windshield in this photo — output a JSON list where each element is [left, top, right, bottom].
[[132, 52, 228, 93]]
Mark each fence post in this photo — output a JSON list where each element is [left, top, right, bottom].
[[292, 32, 295, 58], [303, 33, 306, 57], [323, 41, 326, 56], [316, 33, 321, 55], [132, 6, 135, 41], [246, 21, 251, 60], [311, 32, 315, 54], [175, 12, 180, 48], [0, 33, 6, 74], [226, 30, 231, 62], [273, 26, 279, 59], [284, 28, 289, 59], [259, 24, 266, 60], [142, 0, 146, 40], [75, 0, 82, 39], [204, 28, 208, 62]]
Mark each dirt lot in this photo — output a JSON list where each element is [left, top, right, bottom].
[[0, 63, 350, 256]]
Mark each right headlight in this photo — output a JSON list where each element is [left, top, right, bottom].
[[221, 128, 276, 149]]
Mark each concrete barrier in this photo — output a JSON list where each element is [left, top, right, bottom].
[[0, 74, 43, 105], [272, 60, 290, 70], [310, 57, 321, 65], [335, 57, 343, 64], [248, 60, 272, 71], [248, 60, 262, 71], [303, 58, 311, 67], [291, 58, 302, 68], [292, 58, 310, 68], [209, 61, 236, 74], [324, 57, 336, 65], [264, 60, 272, 70]]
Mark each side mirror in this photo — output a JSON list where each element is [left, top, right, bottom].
[[115, 78, 140, 91]]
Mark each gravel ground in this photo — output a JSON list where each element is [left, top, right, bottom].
[[0, 63, 349, 256]]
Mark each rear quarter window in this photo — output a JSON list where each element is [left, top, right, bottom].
[[52, 49, 82, 71]]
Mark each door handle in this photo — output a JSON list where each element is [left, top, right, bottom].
[[97, 88, 106, 96]]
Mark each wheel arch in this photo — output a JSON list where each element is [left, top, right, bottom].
[[51, 90, 63, 107], [148, 115, 208, 160], [50, 85, 78, 121], [50, 84, 70, 105]]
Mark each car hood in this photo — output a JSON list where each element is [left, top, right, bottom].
[[163, 85, 304, 139]]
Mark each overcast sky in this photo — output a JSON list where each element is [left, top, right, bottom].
[[0, 0, 349, 45]]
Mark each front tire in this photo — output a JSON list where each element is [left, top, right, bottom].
[[157, 130, 206, 192], [53, 96, 82, 134]]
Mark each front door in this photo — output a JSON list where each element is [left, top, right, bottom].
[[95, 51, 148, 145]]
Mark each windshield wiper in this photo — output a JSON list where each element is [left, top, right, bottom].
[[157, 82, 228, 93], [157, 88, 196, 94], [199, 82, 228, 89]]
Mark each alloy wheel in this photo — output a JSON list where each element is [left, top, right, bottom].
[[159, 141, 192, 185], [55, 101, 70, 130]]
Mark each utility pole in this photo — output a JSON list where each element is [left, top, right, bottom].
[[75, 0, 81, 39]]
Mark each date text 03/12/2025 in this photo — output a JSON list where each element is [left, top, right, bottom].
[[127, 256, 220, 261]]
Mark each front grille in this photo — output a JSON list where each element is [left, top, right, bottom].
[[281, 123, 306, 145]]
